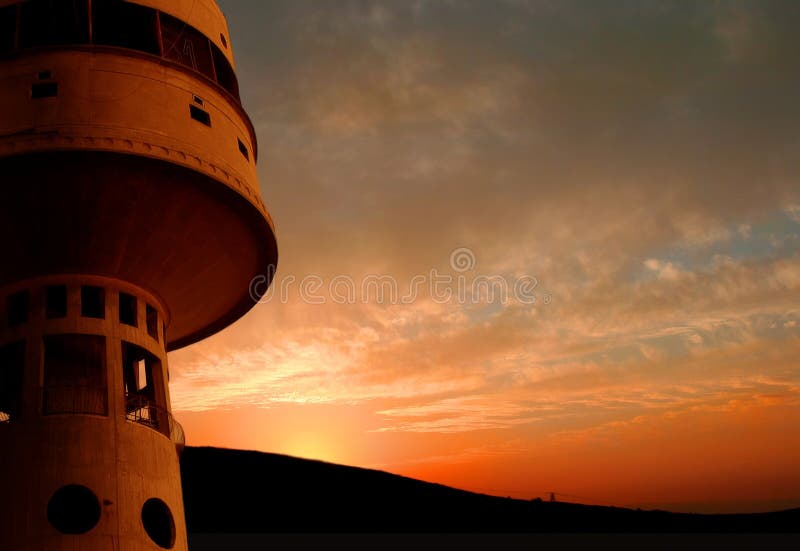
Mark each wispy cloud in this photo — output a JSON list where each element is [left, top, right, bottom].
[[176, 0, 800, 510]]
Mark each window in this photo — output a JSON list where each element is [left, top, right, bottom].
[[189, 104, 211, 127], [46, 285, 68, 319], [18, 0, 89, 48], [81, 286, 105, 319], [92, 0, 160, 55], [238, 139, 250, 161], [122, 342, 167, 435], [119, 292, 138, 327], [32, 82, 58, 99], [146, 305, 159, 340], [142, 498, 176, 549], [212, 44, 239, 99], [7, 290, 29, 327], [161, 13, 215, 80], [0, 341, 25, 423], [0, 5, 16, 54], [47, 485, 101, 535], [43, 335, 107, 416], [5, 2, 244, 104]]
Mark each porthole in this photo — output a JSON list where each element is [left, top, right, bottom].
[[47, 485, 101, 535], [142, 498, 176, 549]]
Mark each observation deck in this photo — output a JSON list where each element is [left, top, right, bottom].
[[0, 0, 279, 350]]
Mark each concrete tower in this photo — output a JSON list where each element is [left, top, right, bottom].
[[0, 1, 277, 549]]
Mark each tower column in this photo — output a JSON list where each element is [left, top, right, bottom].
[[0, 275, 187, 551], [0, 1, 279, 547]]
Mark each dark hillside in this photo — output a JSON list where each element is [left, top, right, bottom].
[[180, 447, 800, 533]]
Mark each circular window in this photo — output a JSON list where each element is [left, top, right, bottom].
[[47, 485, 101, 534], [142, 498, 176, 549]]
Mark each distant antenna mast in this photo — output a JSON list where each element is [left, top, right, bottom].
[[550, 492, 557, 502]]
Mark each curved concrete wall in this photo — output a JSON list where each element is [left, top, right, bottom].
[[0, 276, 187, 550]]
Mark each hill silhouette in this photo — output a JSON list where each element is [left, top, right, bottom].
[[180, 446, 800, 533]]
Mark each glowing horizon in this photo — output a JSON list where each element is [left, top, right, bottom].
[[170, 0, 800, 515]]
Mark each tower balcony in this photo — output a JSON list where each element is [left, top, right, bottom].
[[125, 392, 186, 452]]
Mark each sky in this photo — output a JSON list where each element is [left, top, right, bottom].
[[169, 0, 800, 514]]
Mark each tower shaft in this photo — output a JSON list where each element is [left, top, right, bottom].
[[0, 1, 278, 549]]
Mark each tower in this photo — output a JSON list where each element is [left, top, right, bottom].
[[0, 1, 277, 549]]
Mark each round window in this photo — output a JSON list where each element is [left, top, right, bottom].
[[142, 498, 176, 549], [47, 484, 101, 534]]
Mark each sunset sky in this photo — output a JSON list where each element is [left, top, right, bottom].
[[169, 0, 800, 514]]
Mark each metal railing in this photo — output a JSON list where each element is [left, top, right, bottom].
[[7, 388, 184, 452], [42, 385, 108, 416], [125, 394, 185, 452]]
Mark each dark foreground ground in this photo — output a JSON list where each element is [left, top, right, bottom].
[[180, 446, 800, 533]]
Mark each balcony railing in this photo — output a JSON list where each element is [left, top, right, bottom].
[[33, 386, 186, 452], [32, 387, 184, 452], [125, 394, 185, 452]]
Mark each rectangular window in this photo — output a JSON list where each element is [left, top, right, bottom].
[[81, 286, 105, 319], [119, 292, 138, 327], [19, 0, 89, 48], [160, 13, 215, 80], [92, 0, 160, 55], [7, 290, 29, 327], [46, 286, 68, 319], [146, 305, 159, 341], [31, 82, 58, 99], [122, 342, 167, 435], [238, 139, 250, 161], [0, 6, 16, 54], [189, 104, 211, 127], [212, 43, 239, 99], [42, 335, 107, 416], [0, 341, 25, 423]]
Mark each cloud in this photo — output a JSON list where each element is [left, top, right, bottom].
[[168, 3, 800, 499]]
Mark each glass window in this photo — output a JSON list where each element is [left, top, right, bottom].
[[92, 0, 160, 55], [19, 0, 89, 48], [161, 13, 215, 81], [212, 43, 240, 99], [42, 335, 107, 416]]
